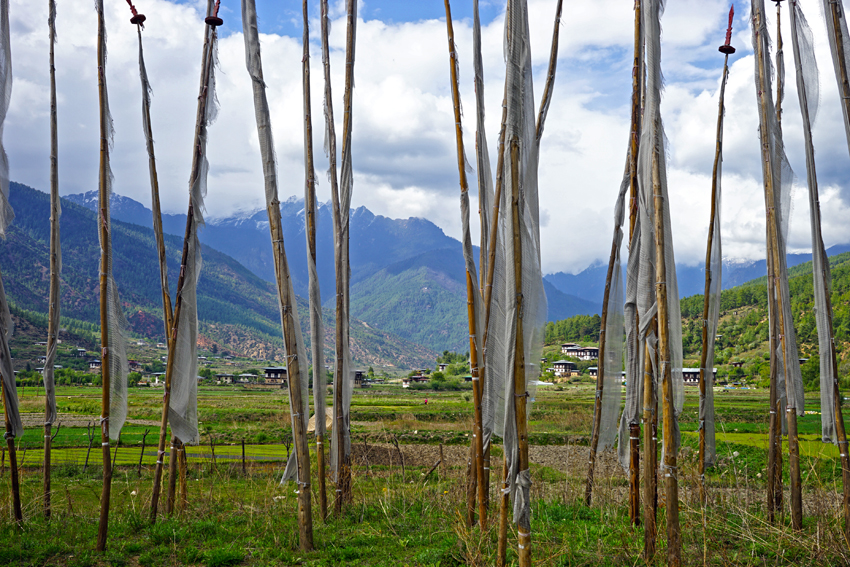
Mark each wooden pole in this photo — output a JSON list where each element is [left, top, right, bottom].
[[699, 44, 731, 506], [43, 0, 59, 520], [496, 459, 509, 567], [166, 439, 178, 515], [301, 0, 328, 523], [650, 124, 681, 566], [326, 0, 356, 514], [772, 0, 803, 530], [443, 0, 485, 529], [317, 0, 347, 515], [508, 138, 532, 567], [1, 352, 21, 523], [95, 0, 113, 549], [754, 0, 797, 527], [642, 321, 658, 560], [627, 0, 643, 526], [150, 2, 216, 522], [585, 165, 625, 507], [136, 11, 177, 520], [178, 444, 187, 512], [241, 0, 314, 548]]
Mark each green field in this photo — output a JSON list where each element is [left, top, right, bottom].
[[1, 383, 849, 566]]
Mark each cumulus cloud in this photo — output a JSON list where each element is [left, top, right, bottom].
[[5, 0, 850, 276]]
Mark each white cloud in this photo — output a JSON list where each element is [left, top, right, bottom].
[[5, 0, 850, 277]]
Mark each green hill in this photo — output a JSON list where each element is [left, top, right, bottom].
[[545, 251, 850, 389], [0, 182, 436, 370]]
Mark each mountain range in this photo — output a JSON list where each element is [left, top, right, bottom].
[[5, 182, 435, 370], [65, 190, 600, 352]]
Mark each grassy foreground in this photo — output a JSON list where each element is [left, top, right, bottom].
[[1, 385, 849, 565]]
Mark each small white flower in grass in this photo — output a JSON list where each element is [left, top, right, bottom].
[[757, 473, 762, 478], [131, 490, 137, 496], [732, 451, 739, 457]]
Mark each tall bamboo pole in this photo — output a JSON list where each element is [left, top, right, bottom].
[[586, 0, 636, 509], [699, 9, 734, 506], [508, 138, 532, 567], [321, 0, 355, 514], [789, 0, 850, 538], [301, 0, 327, 522], [773, 0, 803, 530], [336, 0, 357, 511], [43, 0, 60, 520], [95, 0, 114, 549], [443, 0, 485, 529], [131, 2, 179, 521], [753, 0, 801, 528], [241, 0, 313, 547], [627, 0, 643, 526], [651, 124, 681, 567], [642, 320, 658, 560], [0, 314, 20, 522], [151, 0, 222, 521]]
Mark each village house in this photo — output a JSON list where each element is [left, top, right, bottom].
[[438, 363, 448, 372], [75, 348, 87, 358], [264, 367, 288, 387], [552, 360, 577, 377], [560, 343, 579, 353], [88, 359, 102, 373], [216, 373, 234, 384], [238, 373, 254, 383], [682, 368, 718, 386], [128, 360, 142, 372]]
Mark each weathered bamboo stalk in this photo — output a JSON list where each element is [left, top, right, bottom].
[[149, 6, 216, 518], [651, 121, 681, 567], [95, 0, 113, 549], [699, 45, 730, 506], [166, 439, 178, 515], [301, 0, 327, 522], [642, 321, 658, 560], [508, 138, 531, 567], [178, 444, 188, 512], [241, 0, 313, 547], [443, 0, 485, 529], [820, 0, 850, 538], [136, 11, 177, 519], [318, 0, 345, 516], [496, 458, 509, 567], [1, 342, 21, 522], [627, 0, 643, 526], [754, 0, 801, 528], [585, 173, 624, 507], [43, 0, 59, 520], [334, 0, 357, 512]]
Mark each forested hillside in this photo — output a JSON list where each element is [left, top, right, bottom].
[[545, 251, 850, 389], [1, 183, 436, 369]]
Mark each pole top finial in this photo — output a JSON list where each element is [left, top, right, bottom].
[[125, 0, 145, 26], [718, 5, 735, 54], [205, 0, 223, 27]]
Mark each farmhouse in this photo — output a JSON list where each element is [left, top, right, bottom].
[[552, 360, 577, 377], [88, 359, 101, 373], [682, 368, 717, 386], [216, 373, 234, 384], [264, 367, 288, 387], [438, 363, 448, 372], [353, 370, 366, 387], [560, 343, 579, 353]]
